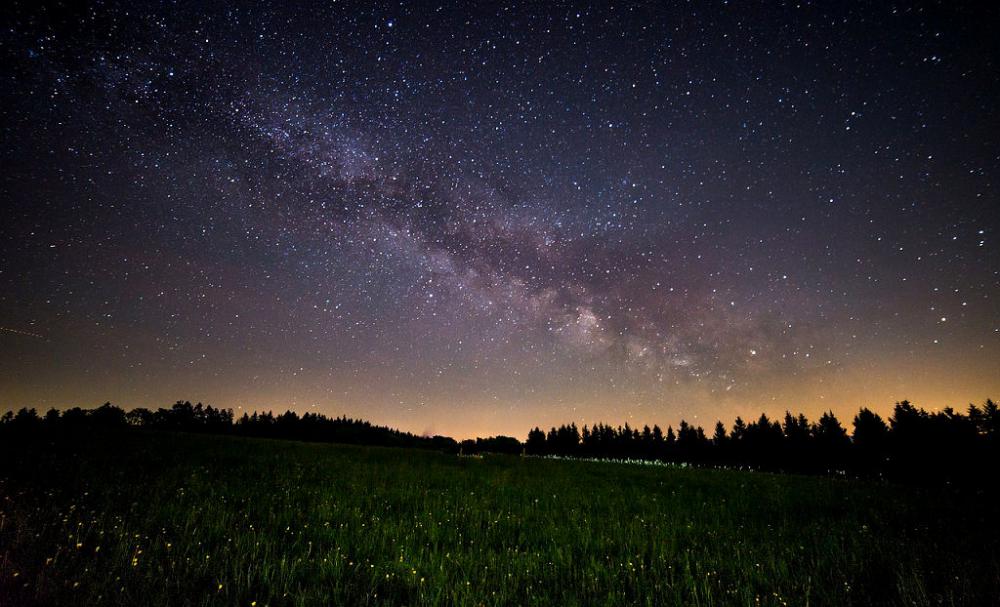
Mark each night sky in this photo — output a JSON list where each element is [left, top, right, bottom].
[[1, 1, 998, 439]]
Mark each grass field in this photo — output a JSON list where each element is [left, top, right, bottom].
[[1, 432, 997, 606]]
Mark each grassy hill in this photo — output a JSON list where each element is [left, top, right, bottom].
[[1, 431, 996, 605]]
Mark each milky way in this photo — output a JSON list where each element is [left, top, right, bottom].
[[1, 2, 998, 437]]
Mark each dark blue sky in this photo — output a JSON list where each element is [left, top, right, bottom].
[[1, 1, 997, 437]]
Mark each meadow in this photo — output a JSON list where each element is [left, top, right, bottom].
[[1, 431, 997, 606]]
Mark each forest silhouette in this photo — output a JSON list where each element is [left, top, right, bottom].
[[3, 399, 997, 485]]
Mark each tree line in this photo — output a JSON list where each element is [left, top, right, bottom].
[[526, 400, 999, 484], [2, 399, 997, 484], [0, 401, 458, 451]]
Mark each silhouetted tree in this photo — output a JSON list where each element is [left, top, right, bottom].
[[852, 408, 889, 475], [91, 402, 127, 428], [11, 408, 41, 432], [525, 427, 546, 455], [813, 411, 850, 471], [44, 408, 60, 424]]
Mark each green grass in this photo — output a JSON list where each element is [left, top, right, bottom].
[[1, 432, 997, 606]]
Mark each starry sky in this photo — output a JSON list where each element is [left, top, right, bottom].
[[1, 1, 998, 439]]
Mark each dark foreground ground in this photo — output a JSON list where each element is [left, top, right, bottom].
[[0, 432, 997, 606]]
